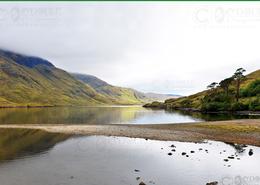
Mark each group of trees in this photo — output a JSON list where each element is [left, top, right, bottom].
[[207, 68, 246, 102], [202, 68, 260, 112]]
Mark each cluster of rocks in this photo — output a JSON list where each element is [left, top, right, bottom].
[[167, 144, 200, 158]]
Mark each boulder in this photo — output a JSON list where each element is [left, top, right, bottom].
[[206, 181, 218, 185]]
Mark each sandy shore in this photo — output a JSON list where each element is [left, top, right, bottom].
[[0, 119, 260, 146]]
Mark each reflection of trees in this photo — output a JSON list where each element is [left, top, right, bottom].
[[165, 109, 259, 121], [0, 129, 70, 161]]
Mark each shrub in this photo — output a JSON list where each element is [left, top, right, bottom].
[[249, 98, 260, 111], [201, 102, 231, 112], [231, 102, 248, 111], [241, 80, 260, 97]]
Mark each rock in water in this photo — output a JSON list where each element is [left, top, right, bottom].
[[249, 149, 253, 156], [139, 182, 146, 185], [206, 181, 218, 185]]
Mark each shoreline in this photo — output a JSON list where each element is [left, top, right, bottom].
[[0, 104, 144, 109], [0, 119, 260, 146], [145, 106, 260, 116]]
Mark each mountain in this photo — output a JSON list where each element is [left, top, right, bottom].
[[0, 49, 180, 107], [72, 73, 180, 104], [144, 92, 181, 101], [0, 49, 175, 107], [72, 73, 150, 104], [0, 49, 115, 107], [144, 69, 260, 111]]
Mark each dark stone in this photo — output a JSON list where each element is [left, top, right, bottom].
[[224, 159, 229, 162], [186, 155, 189, 157], [249, 149, 253, 156], [228, 156, 235, 159], [134, 169, 140, 172], [170, 144, 176, 148], [168, 153, 172, 156], [181, 152, 186, 155], [206, 181, 218, 185], [190, 151, 195, 153], [171, 149, 176, 152], [136, 177, 140, 180], [199, 148, 203, 151], [139, 182, 146, 185]]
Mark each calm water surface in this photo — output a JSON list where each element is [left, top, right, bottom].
[[0, 129, 259, 185], [0, 106, 258, 125]]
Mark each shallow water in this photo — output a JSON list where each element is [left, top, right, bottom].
[[0, 106, 258, 125], [0, 131, 259, 185]]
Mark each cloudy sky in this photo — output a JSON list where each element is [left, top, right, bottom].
[[0, 2, 259, 95]]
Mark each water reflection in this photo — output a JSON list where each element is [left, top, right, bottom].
[[0, 129, 70, 161], [0, 106, 258, 125], [166, 109, 260, 121], [0, 106, 203, 125], [0, 134, 259, 185]]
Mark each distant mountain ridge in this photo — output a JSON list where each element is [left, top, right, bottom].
[[144, 92, 181, 101], [0, 49, 176, 107], [72, 73, 149, 104], [72, 73, 179, 104]]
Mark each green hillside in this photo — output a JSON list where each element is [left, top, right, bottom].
[[0, 49, 155, 107], [72, 73, 149, 104], [144, 69, 260, 112], [0, 50, 114, 107]]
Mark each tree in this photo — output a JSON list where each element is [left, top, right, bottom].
[[233, 68, 246, 102], [207, 82, 218, 90], [219, 77, 233, 96]]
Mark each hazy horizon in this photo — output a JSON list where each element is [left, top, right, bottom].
[[0, 2, 259, 96]]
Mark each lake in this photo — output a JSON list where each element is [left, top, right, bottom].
[[0, 106, 259, 125], [0, 129, 259, 185]]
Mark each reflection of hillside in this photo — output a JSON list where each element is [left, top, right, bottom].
[[0, 107, 145, 125], [165, 109, 259, 121], [0, 129, 70, 161]]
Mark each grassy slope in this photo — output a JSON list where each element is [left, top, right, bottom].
[[72, 73, 149, 105], [147, 69, 260, 110], [0, 56, 113, 107]]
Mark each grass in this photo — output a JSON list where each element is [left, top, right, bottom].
[[191, 124, 260, 133]]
